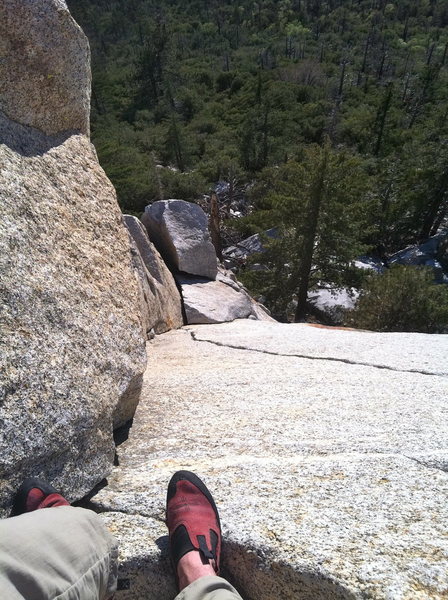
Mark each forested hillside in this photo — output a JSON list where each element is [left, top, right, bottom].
[[68, 0, 448, 328]]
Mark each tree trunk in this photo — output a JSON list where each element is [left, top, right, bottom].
[[441, 41, 448, 66], [377, 52, 386, 81], [430, 203, 448, 237], [409, 65, 440, 129], [209, 193, 222, 260], [426, 42, 435, 66], [357, 33, 370, 86], [262, 105, 269, 167], [338, 60, 347, 97], [374, 82, 393, 156], [294, 144, 329, 322], [402, 15, 409, 42], [319, 44, 325, 63], [419, 168, 448, 241]]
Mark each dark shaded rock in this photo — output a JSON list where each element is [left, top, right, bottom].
[[124, 215, 183, 335]]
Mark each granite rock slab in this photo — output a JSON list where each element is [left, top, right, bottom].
[[190, 320, 448, 376], [92, 324, 448, 599]]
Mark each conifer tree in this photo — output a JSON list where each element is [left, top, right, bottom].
[[241, 139, 371, 321]]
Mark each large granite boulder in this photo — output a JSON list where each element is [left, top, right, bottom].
[[0, 0, 146, 516], [124, 215, 183, 335], [222, 228, 278, 270], [308, 287, 358, 325], [141, 200, 218, 279], [389, 231, 448, 283]]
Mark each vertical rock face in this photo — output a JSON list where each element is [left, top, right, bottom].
[[124, 215, 184, 335], [141, 200, 218, 279], [0, 1, 146, 515]]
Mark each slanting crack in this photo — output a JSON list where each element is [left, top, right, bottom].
[[88, 503, 166, 521], [189, 331, 446, 377], [403, 455, 448, 474]]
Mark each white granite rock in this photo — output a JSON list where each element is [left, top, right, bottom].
[[91, 324, 448, 599], [222, 228, 278, 269], [309, 287, 358, 324], [389, 232, 448, 283], [124, 215, 183, 335], [177, 268, 274, 325], [177, 275, 253, 324], [141, 200, 218, 279], [191, 320, 448, 376]]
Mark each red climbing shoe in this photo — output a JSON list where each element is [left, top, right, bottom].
[[166, 471, 222, 578], [11, 477, 70, 516]]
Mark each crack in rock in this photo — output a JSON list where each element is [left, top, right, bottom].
[[189, 331, 446, 377], [85, 502, 161, 520], [403, 454, 448, 474]]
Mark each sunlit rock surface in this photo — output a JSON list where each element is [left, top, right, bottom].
[[91, 321, 448, 599]]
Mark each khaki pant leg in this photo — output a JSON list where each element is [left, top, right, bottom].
[[0, 506, 118, 600], [174, 575, 243, 600]]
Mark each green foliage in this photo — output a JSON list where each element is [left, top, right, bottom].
[[346, 266, 448, 333], [239, 141, 372, 320], [68, 0, 448, 333], [67, 0, 448, 233]]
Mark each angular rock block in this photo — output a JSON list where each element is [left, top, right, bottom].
[[124, 215, 183, 335], [177, 274, 252, 324], [141, 200, 218, 279]]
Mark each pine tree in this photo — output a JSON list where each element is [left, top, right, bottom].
[[347, 266, 448, 333], [241, 139, 371, 321]]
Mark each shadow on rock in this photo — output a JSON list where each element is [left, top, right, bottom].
[[223, 540, 358, 600], [0, 111, 75, 157], [112, 534, 358, 600], [114, 534, 176, 600]]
